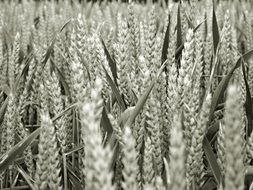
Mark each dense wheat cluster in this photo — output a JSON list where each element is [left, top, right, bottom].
[[0, 0, 253, 189]]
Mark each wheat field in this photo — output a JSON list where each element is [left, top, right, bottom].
[[0, 0, 253, 189]]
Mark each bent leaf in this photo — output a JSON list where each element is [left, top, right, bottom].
[[0, 128, 41, 172]]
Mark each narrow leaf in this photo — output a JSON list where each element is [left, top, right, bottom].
[[16, 165, 36, 190], [193, 19, 206, 33], [125, 60, 167, 127], [0, 97, 8, 125], [101, 107, 114, 142], [212, 1, 220, 53], [50, 58, 71, 96], [242, 61, 253, 137], [0, 128, 41, 172], [52, 103, 77, 122], [161, 13, 170, 64], [101, 38, 118, 85], [176, 4, 182, 50], [203, 136, 221, 185], [101, 64, 126, 111], [64, 146, 84, 156], [208, 49, 253, 125], [67, 164, 82, 190], [14, 51, 34, 94]]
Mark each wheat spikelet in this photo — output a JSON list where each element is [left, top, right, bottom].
[[80, 79, 114, 190], [50, 72, 67, 152], [54, 36, 65, 70], [146, 95, 162, 175], [187, 94, 211, 187], [8, 33, 20, 89], [145, 6, 157, 73], [3, 93, 16, 154], [76, 14, 88, 60], [143, 137, 155, 185], [128, 2, 140, 68], [34, 111, 52, 190], [177, 29, 195, 109], [139, 21, 146, 56], [115, 17, 132, 106], [159, 72, 171, 160], [46, 114, 62, 190], [220, 10, 232, 75], [94, 34, 111, 100], [30, 48, 46, 118], [0, 28, 5, 85], [108, 114, 124, 147], [34, 111, 62, 190], [68, 31, 88, 103], [122, 127, 138, 190], [166, 31, 177, 112], [244, 12, 253, 93], [224, 85, 244, 190], [169, 114, 186, 190], [0, 92, 16, 186], [217, 122, 226, 179], [62, 97, 73, 152], [203, 33, 213, 88], [180, 4, 188, 39], [20, 13, 31, 52], [181, 29, 196, 154]]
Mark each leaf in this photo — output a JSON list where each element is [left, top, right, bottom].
[[101, 107, 114, 142], [101, 38, 118, 85], [124, 60, 167, 128], [161, 12, 170, 65], [200, 178, 217, 190], [185, 11, 194, 29], [64, 145, 84, 156], [14, 50, 34, 94], [0, 97, 8, 125], [208, 49, 253, 125], [0, 84, 10, 95], [52, 102, 77, 122], [16, 164, 36, 190], [118, 106, 135, 126], [66, 164, 83, 190], [73, 44, 91, 82], [175, 19, 205, 60], [203, 136, 222, 185], [193, 19, 206, 33], [50, 58, 71, 97], [26, 20, 71, 92], [212, 1, 220, 53], [11, 169, 19, 188], [60, 20, 72, 33], [206, 120, 219, 142], [163, 157, 170, 186], [175, 43, 184, 59], [101, 64, 126, 111], [242, 61, 253, 137], [176, 4, 182, 50], [0, 128, 41, 172], [204, 50, 253, 186]]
